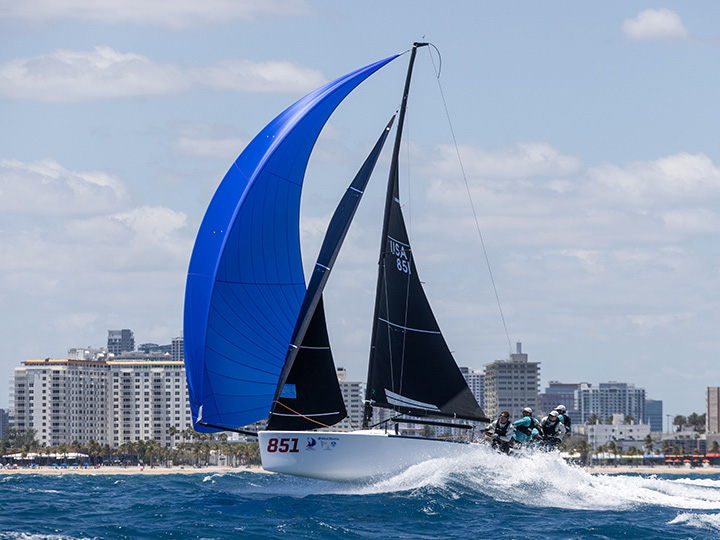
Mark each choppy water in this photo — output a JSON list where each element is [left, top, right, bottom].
[[2, 448, 720, 539]]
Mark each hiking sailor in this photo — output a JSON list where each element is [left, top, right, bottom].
[[556, 404, 572, 435], [539, 410, 566, 451], [483, 411, 514, 454], [512, 407, 541, 447]]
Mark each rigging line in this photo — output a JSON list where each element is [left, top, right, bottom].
[[271, 401, 352, 432], [425, 47, 513, 356]]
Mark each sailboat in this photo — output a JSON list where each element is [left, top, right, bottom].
[[183, 43, 491, 481]]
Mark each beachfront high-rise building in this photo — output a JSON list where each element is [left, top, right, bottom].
[[575, 382, 646, 424], [483, 342, 540, 420], [12, 358, 111, 447], [109, 358, 191, 447], [11, 353, 192, 448], [707, 387, 720, 434], [171, 337, 184, 363], [460, 367, 485, 410], [335, 368, 365, 431], [644, 398, 663, 433], [0, 408, 9, 439], [108, 329, 135, 356], [538, 381, 582, 424]]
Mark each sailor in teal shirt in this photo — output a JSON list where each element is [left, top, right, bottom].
[[512, 407, 540, 445]]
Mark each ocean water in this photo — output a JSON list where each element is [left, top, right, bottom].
[[2, 448, 720, 540]]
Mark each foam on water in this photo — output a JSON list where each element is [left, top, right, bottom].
[[670, 512, 720, 532], [0, 533, 95, 540], [334, 445, 720, 512]]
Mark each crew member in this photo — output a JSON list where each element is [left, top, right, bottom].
[[556, 404, 572, 435], [512, 407, 540, 447], [539, 410, 566, 451], [483, 411, 514, 454]]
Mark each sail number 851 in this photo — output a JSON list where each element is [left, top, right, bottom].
[[396, 258, 410, 273], [266, 437, 299, 453], [389, 239, 411, 274]]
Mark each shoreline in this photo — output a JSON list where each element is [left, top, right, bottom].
[[0, 465, 269, 475], [583, 465, 720, 475], [1, 464, 719, 476]]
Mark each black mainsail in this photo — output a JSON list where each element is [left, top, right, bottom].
[[268, 118, 395, 431], [363, 43, 489, 426]]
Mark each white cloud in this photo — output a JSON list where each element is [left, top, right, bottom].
[[0, 46, 327, 102], [113, 206, 189, 246], [431, 142, 582, 180], [622, 8, 689, 41], [0, 0, 310, 29], [0, 158, 128, 215], [587, 152, 720, 204], [174, 123, 249, 159], [661, 208, 720, 234], [193, 60, 325, 93]]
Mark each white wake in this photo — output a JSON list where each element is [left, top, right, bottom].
[[343, 445, 720, 511]]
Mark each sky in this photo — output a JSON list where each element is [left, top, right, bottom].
[[1, 1, 719, 424]]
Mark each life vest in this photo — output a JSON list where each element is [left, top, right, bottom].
[[494, 420, 511, 437], [541, 418, 560, 436], [515, 417, 537, 436]]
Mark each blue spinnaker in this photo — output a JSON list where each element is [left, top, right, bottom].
[[184, 54, 400, 431]]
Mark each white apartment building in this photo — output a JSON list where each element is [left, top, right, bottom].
[[12, 357, 192, 448], [460, 366, 485, 410], [335, 368, 365, 431], [483, 343, 540, 420], [575, 382, 646, 424], [12, 359, 110, 447], [583, 413, 651, 450], [109, 359, 192, 448]]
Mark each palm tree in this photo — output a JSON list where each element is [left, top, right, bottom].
[[606, 441, 619, 465], [574, 439, 591, 465], [57, 442, 69, 464], [87, 439, 102, 466], [246, 442, 261, 465], [673, 415, 687, 432], [168, 425, 178, 448]]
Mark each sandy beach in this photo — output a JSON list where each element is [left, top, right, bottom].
[[584, 465, 720, 475], [0, 465, 269, 475], [2, 464, 719, 476]]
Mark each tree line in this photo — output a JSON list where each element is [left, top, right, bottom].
[[0, 427, 261, 467]]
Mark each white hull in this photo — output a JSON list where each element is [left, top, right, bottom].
[[259, 429, 480, 481]]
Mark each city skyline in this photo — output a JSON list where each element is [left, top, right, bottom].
[[2, 3, 720, 416], [5, 329, 685, 424]]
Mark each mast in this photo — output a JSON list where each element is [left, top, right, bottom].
[[267, 117, 395, 430], [363, 42, 428, 428]]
